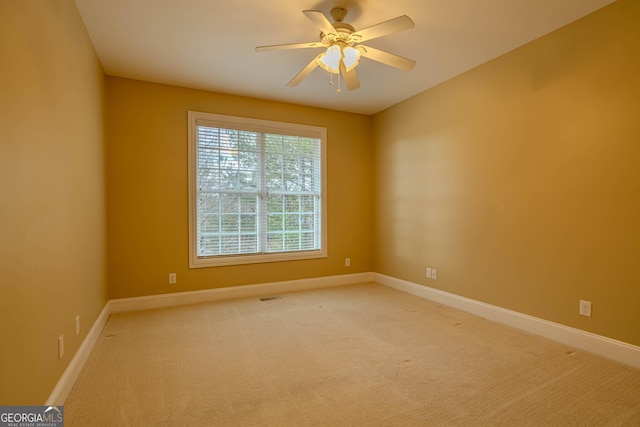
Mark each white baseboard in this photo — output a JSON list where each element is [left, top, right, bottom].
[[374, 273, 640, 369], [45, 303, 110, 405], [109, 272, 374, 313]]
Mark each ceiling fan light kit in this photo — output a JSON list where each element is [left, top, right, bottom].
[[255, 7, 416, 92], [317, 43, 362, 74]]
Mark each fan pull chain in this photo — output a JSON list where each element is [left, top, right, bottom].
[[328, 71, 341, 93]]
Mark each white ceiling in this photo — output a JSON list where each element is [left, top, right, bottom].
[[74, 0, 616, 115]]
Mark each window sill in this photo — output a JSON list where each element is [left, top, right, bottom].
[[189, 249, 327, 268]]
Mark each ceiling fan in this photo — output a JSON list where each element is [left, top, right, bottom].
[[255, 7, 416, 91]]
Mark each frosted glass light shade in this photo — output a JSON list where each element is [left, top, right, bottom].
[[317, 45, 341, 73], [342, 46, 361, 71]]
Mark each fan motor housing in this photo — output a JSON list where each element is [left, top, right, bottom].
[[332, 22, 355, 34], [318, 7, 356, 44], [320, 22, 356, 46]]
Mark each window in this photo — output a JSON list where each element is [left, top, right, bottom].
[[188, 111, 327, 268]]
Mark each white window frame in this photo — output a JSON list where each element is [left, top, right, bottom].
[[188, 111, 327, 268]]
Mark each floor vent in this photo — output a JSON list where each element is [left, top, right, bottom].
[[259, 296, 282, 302]]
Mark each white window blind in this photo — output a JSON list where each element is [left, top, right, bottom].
[[188, 111, 327, 268]]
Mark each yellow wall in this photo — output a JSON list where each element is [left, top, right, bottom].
[[373, 0, 640, 346], [0, 1, 108, 404], [106, 77, 373, 299]]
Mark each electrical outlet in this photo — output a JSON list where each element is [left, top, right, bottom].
[[426, 268, 432, 278], [58, 335, 64, 359], [345, 258, 351, 267], [75, 315, 80, 335], [579, 300, 592, 317], [169, 273, 177, 284], [432, 269, 437, 280]]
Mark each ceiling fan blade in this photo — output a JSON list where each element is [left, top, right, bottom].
[[303, 10, 337, 36], [287, 55, 321, 87], [256, 42, 325, 52], [352, 15, 414, 42], [360, 45, 416, 71], [339, 61, 360, 91]]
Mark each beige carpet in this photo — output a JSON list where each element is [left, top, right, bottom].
[[65, 282, 640, 426]]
